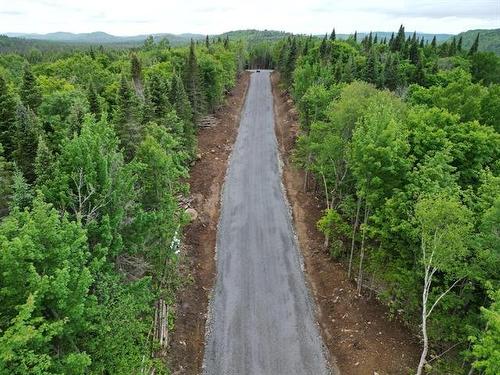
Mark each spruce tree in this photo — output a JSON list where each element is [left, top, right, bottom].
[[364, 48, 378, 84], [285, 38, 298, 85], [389, 32, 395, 49], [449, 37, 457, 56], [319, 33, 328, 59], [330, 28, 336, 41], [20, 65, 41, 113], [469, 33, 480, 55], [169, 73, 193, 126], [12, 103, 39, 183], [0, 75, 17, 157], [87, 83, 100, 117], [205, 35, 210, 49], [457, 36, 463, 52], [184, 40, 206, 120], [373, 34, 378, 44], [114, 74, 141, 159], [431, 35, 437, 49], [353, 31, 357, 43], [409, 36, 420, 64], [419, 37, 425, 48], [393, 24, 405, 52], [34, 135, 54, 186]]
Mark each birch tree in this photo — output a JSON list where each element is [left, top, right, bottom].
[[415, 195, 472, 375]]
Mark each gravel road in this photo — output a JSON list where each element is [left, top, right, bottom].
[[203, 70, 330, 375]]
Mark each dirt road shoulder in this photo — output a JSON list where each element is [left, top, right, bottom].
[[168, 72, 250, 375], [271, 71, 420, 375]]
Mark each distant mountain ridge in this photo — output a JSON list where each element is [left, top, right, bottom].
[[448, 29, 500, 54], [5, 31, 206, 45]]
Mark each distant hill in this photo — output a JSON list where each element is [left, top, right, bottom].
[[220, 29, 292, 43], [449, 29, 500, 54], [5, 31, 205, 46]]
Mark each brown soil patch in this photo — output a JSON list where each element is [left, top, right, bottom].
[[168, 72, 250, 375], [271, 72, 421, 375]]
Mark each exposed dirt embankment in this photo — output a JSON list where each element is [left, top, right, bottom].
[[271, 71, 421, 375], [168, 72, 250, 375]]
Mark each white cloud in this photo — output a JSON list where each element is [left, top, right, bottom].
[[0, 0, 498, 35]]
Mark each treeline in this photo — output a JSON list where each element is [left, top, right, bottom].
[[273, 27, 499, 374], [0, 37, 244, 374]]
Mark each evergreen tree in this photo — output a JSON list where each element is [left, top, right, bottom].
[[393, 24, 405, 52], [145, 71, 169, 119], [0, 74, 17, 157], [469, 33, 480, 55], [431, 35, 437, 49], [114, 74, 141, 159], [223, 35, 229, 49], [130, 53, 142, 84], [364, 48, 378, 84], [184, 40, 206, 120], [169, 73, 193, 126], [20, 65, 41, 113], [414, 51, 426, 86], [384, 54, 402, 90], [319, 33, 328, 59], [419, 37, 425, 48], [389, 32, 395, 49], [373, 34, 378, 44], [34, 135, 54, 186], [330, 28, 336, 41], [409, 35, 420, 64], [457, 36, 463, 52], [449, 37, 457, 56], [87, 83, 100, 117], [205, 35, 210, 48], [341, 56, 355, 83], [285, 38, 298, 85], [353, 31, 357, 43], [12, 103, 39, 182]]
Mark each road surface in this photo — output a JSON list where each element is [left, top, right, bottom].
[[203, 70, 330, 375]]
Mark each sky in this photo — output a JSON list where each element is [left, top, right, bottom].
[[0, 0, 499, 36]]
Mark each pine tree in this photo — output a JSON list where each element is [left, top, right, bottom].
[[145, 71, 170, 119], [373, 34, 378, 44], [383, 54, 402, 90], [389, 32, 395, 49], [34, 135, 54, 186], [205, 35, 210, 48], [330, 28, 336, 41], [223, 35, 229, 49], [457, 36, 463, 52], [20, 65, 41, 113], [353, 31, 358, 43], [169, 73, 192, 126], [0, 75, 17, 157], [469, 33, 480, 55], [130, 53, 142, 85], [184, 40, 206, 120], [420, 37, 425, 48]]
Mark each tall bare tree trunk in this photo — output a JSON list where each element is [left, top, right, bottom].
[[357, 205, 369, 294], [348, 196, 362, 279]]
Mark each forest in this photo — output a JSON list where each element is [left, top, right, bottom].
[[0, 24, 499, 375], [0, 36, 244, 374], [265, 26, 499, 374]]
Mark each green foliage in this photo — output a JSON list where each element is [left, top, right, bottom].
[[0, 196, 93, 374], [285, 26, 500, 371], [0, 35, 240, 374]]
